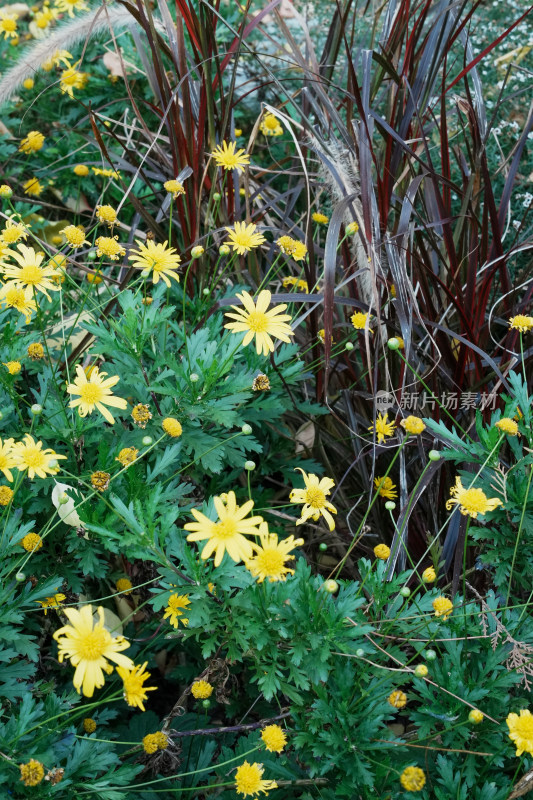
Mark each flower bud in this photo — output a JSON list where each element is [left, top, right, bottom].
[[241, 424, 252, 435], [468, 709, 483, 724], [414, 664, 428, 678], [345, 341, 354, 350], [30, 404, 42, 416], [142, 436, 153, 446], [428, 450, 440, 461], [319, 542, 328, 552], [15, 572, 26, 582], [213, 192, 221, 201], [244, 460, 256, 471], [48, 459, 58, 469], [58, 492, 70, 505], [356, 648, 365, 658], [323, 579, 338, 593], [219, 244, 230, 256], [87, 250, 97, 262], [387, 337, 400, 350], [399, 586, 411, 598], [203, 288, 210, 295], [202, 699, 211, 709], [190, 373, 199, 382], [191, 246, 204, 258], [384, 501, 396, 511], [424, 649, 437, 661]]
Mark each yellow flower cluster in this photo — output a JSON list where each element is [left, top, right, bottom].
[[0, 434, 65, 481]]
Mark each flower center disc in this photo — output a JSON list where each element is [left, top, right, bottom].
[[20, 265, 43, 285], [80, 385, 104, 404], [22, 448, 46, 468], [257, 549, 285, 575], [77, 628, 110, 660], [246, 311, 269, 333], [215, 518, 238, 539], [460, 488, 488, 514], [305, 487, 325, 508]]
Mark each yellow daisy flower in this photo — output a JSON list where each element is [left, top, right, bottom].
[[0, 282, 37, 322], [61, 225, 89, 248], [0, 437, 16, 482], [164, 179, 185, 197], [53, 0, 89, 17], [163, 593, 190, 628], [495, 418, 518, 436], [224, 289, 294, 356], [184, 490, 263, 566], [19, 131, 45, 154], [261, 724, 287, 753], [259, 112, 283, 136], [191, 680, 213, 699], [351, 311, 371, 330], [400, 766, 425, 792], [23, 178, 43, 197], [53, 605, 134, 697], [225, 221, 266, 255], [67, 364, 128, 424], [211, 141, 250, 173], [445, 476, 503, 518], [509, 315, 533, 333], [129, 240, 181, 287], [235, 761, 278, 797], [245, 522, 304, 582], [0, 11, 18, 40], [116, 662, 157, 711], [507, 709, 533, 756], [1, 216, 29, 244], [60, 63, 88, 98], [289, 468, 337, 530], [12, 434, 66, 479], [368, 412, 396, 444], [0, 244, 60, 301], [400, 416, 426, 435], [37, 593, 66, 615], [276, 235, 307, 261], [374, 476, 397, 499]]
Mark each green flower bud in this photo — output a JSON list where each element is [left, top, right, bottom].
[[87, 250, 97, 262], [244, 460, 256, 471], [15, 572, 26, 582], [399, 587, 411, 598], [345, 341, 354, 350], [241, 424, 252, 435], [356, 648, 365, 658], [202, 699, 211, 709], [323, 579, 338, 593], [387, 337, 400, 350], [191, 246, 204, 258], [58, 492, 70, 505], [219, 244, 230, 256], [424, 649, 437, 661], [319, 542, 328, 552], [414, 664, 428, 678], [142, 436, 153, 446], [428, 450, 441, 461], [203, 288, 210, 295], [213, 192, 221, 201], [30, 404, 42, 416], [385, 501, 396, 511], [190, 373, 199, 382]]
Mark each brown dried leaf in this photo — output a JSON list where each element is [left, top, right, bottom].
[[508, 768, 533, 799], [103, 50, 126, 78], [295, 420, 315, 454]]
